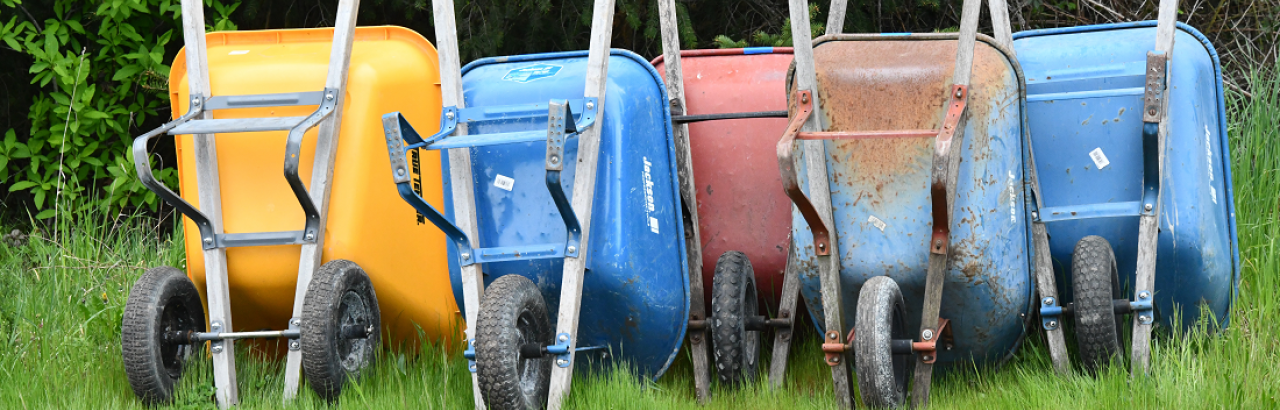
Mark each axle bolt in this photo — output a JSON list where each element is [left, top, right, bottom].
[[557, 359, 569, 366], [922, 329, 934, 341]]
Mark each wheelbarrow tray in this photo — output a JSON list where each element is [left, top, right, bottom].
[[441, 50, 690, 379], [651, 48, 795, 308], [790, 34, 1036, 366], [169, 26, 456, 347], [1013, 22, 1239, 330]]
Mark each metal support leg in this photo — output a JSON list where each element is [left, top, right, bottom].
[[768, 239, 802, 388]]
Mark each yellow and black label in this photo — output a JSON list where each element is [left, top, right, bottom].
[[410, 148, 426, 225]]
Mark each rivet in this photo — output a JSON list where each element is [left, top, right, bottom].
[[924, 355, 933, 362], [818, 243, 825, 250], [1032, 212, 1039, 219], [550, 155, 560, 164], [827, 331, 839, 340], [396, 168, 406, 177], [922, 329, 934, 341], [801, 94, 810, 104], [830, 356, 840, 363], [326, 94, 334, 100], [305, 233, 315, 241], [955, 89, 963, 98], [204, 237, 213, 244]]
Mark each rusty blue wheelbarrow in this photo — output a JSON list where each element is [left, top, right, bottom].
[[774, 0, 1034, 407], [1014, 1, 1239, 376]]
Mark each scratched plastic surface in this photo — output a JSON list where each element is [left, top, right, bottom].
[[652, 49, 795, 308], [790, 34, 1036, 367], [1014, 22, 1238, 330], [441, 50, 689, 379]]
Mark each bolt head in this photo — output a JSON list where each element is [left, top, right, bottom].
[[461, 252, 471, 260], [1043, 297, 1055, 306], [924, 355, 934, 362], [326, 94, 334, 100], [1048, 320, 1058, 328], [203, 237, 213, 244], [396, 168, 406, 177], [827, 331, 839, 340], [446, 112, 455, 120], [305, 233, 315, 241], [1140, 315, 1151, 322], [1139, 291, 1151, 299], [830, 356, 840, 363], [585, 102, 595, 110], [550, 155, 560, 164], [558, 334, 569, 342], [290, 341, 299, 349], [566, 246, 576, 254], [367, 325, 375, 334], [817, 243, 825, 250], [1031, 212, 1039, 219], [1145, 204, 1154, 211], [291, 319, 301, 326], [211, 345, 224, 354], [556, 359, 569, 366], [922, 329, 934, 341]]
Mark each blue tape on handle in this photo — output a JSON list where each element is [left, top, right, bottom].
[[881, 33, 912, 36], [743, 47, 774, 55]]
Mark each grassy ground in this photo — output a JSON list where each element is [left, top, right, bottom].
[[0, 71, 1276, 409]]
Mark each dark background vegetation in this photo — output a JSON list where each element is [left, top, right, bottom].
[[0, 0, 1275, 226]]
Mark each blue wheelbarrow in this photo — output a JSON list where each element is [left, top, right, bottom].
[[381, 1, 688, 408], [1014, 3, 1239, 375], [774, 0, 1035, 407]]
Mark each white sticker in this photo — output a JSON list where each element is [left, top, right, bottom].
[[867, 215, 887, 232], [1205, 125, 1214, 182], [1089, 147, 1110, 170], [228, 50, 250, 55], [642, 157, 658, 234], [1008, 170, 1017, 223], [494, 174, 515, 191]]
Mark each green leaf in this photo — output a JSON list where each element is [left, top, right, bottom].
[[9, 180, 37, 191], [35, 209, 56, 220], [64, 20, 84, 34]]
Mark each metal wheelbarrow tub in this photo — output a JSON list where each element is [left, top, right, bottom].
[[651, 48, 796, 308], [789, 33, 1036, 367], [440, 49, 690, 379], [1013, 21, 1239, 331]]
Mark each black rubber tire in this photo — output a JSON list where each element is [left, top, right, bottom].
[[301, 259, 381, 402], [476, 274, 553, 410], [1071, 235, 1124, 373], [122, 266, 206, 405], [855, 276, 911, 408], [710, 251, 761, 388]]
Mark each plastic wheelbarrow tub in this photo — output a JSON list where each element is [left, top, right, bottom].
[[169, 26, 457, 346], [789, 33, 1036, 366], [440, 50, 690, 378], [1013, 21, 1239, 330], [651, 48, 795, 308]]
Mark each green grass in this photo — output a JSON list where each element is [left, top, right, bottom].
[[1, 70, 1277, 409]]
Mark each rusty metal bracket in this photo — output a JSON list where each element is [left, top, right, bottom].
[[821, 328, 856, 366], [1142, 52, 1168, 124], [930, 85, 969, 255], [776, 89, 832, 256], [911, 318, 953, 364]]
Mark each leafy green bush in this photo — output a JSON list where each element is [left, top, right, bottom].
[[0, 0, 236, 219]]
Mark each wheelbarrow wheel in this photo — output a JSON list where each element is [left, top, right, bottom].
[[710, 250, 760, 388], [476, 274, 553, 410], [855, 276, 911, 408], [122, 266, 205, 405], [301, 259, 381, 402], [1071, 235, 1123, 373]]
